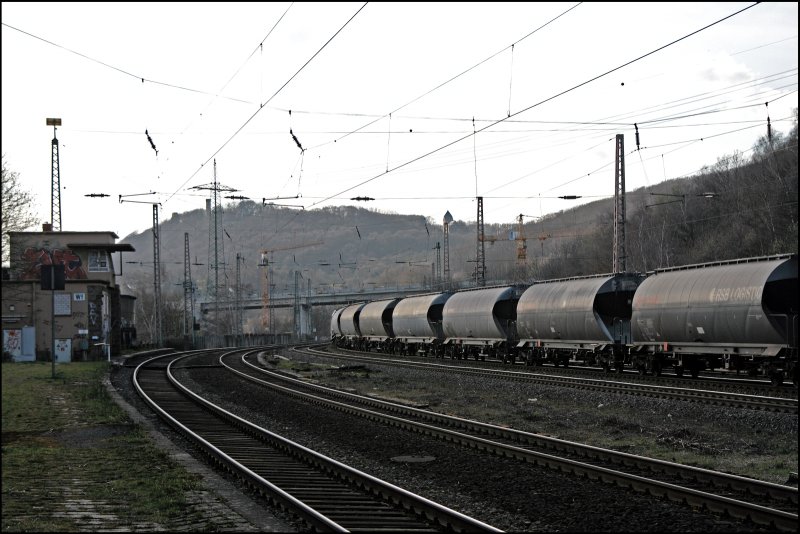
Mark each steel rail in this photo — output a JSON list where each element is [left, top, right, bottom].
[[322, 348, 798, 413], [214, 348, 797, 532], [134, 350, 501, 533]]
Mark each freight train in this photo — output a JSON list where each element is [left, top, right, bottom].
[[330, 254, 798, 386]]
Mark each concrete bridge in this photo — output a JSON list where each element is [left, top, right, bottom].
[[199, 285, 440, 314], [198, 285, 440, 339]]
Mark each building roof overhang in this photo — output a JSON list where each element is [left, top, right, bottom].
[[67, 243, 135, 252]]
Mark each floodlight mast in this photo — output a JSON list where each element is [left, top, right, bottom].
[[46, 118, 62, 231]]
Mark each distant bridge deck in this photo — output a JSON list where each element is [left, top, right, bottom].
[[199, 286, 443, 314]]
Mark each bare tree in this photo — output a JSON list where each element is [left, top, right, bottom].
[[2, 156, 39, 266]]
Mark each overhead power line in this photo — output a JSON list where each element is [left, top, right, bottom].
[[1, 22, 254, 104], [308, 2, 761, 210], [166, 2, 368, 203], [308, 2, 583, 151]]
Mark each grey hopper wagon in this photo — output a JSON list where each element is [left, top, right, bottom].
[[441, 286, 523, 360], [516, 273, 643, 368], [392, 292, 452, 356], [631, 254, 797, 382]]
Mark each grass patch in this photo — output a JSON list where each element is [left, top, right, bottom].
[[2, 362, 127, 431], [1, 362, 206, 531]]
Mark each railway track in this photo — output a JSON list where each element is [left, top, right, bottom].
[[475, 357, 797, 398], [133, 349, 501, 533], [317, 346, 798, 414], [211, 347, 797, 532]]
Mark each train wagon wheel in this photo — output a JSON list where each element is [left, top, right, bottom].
[[652, 361, 663, 377]]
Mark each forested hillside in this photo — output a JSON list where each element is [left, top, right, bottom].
[[119, 113, 797, 340]]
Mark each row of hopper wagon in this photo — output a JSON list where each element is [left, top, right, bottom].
[[331, 254, 798, 385]]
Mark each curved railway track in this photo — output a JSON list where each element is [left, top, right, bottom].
[[133, 348, 501, 533], [211, 347, 797, 532], [319, 346, 798, 414]]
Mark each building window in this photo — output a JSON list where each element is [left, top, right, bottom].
[[88, 250, 110, 272], [54, 293, 72, 316]]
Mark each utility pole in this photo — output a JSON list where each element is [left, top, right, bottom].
[[516, 214, 527, 266], [235, 253, 243, 345], [294, 270, 301, 340], [183, 233, 194, 348], [46, 118, 62, 231], [119, 194, 162, 346], [475, 197, 486, 287], [433, 242, 442, 290], [259, 251, 274, 336], [190, 160, 238, 333], [613, 134, 626, 273], [258, 241, 322, 336], [152, 204, 163, 346], [443, 211, 453, 290]]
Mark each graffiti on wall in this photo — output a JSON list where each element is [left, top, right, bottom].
[[20, 247, 87, 280], [3, 329, 22, 358], [87, 285, 103, 340]]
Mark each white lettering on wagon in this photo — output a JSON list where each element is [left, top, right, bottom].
[[709, 285, 760, 303]]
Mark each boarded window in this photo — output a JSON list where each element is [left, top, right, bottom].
[[54, 293, 72, 315]]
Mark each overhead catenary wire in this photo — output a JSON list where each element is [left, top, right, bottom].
[[176, 2, 295, 141], [2, 3, 295, 111], [274, 66, 795, 128], [306, 2, 762, 210], [0, 22, 254, 105], [166, 2, 368, 203], [307, 2, 583, 151]]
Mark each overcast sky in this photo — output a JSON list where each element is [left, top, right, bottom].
[[2, 2, 798, 247]]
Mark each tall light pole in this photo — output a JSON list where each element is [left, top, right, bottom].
[[46, 118, 62, 231]]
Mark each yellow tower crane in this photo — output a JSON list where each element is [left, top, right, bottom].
[[478, 214, 545, 267], [259, 241, 323, 332]]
